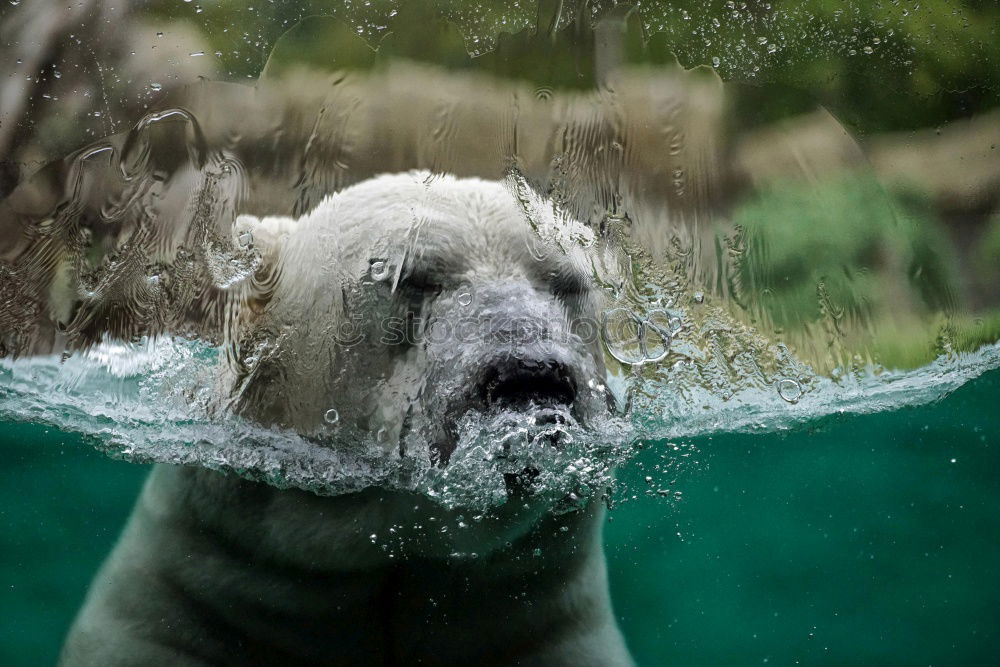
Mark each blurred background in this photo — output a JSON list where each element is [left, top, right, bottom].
[[3, 0, 998, 370], [2, 0, 998, 664]]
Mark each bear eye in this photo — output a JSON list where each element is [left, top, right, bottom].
[[398, 270, 443, 293], [547, 267, 591, 299], [365, 256, 443, 294], [398, 253, 456, 293]]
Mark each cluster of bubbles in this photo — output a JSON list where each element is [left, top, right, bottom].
[[602, 307, 682, 366]]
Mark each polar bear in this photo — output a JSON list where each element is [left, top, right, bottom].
[[58, 173, 634, 666]]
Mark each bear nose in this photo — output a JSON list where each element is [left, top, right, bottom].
[[475, 358, 578, 411]]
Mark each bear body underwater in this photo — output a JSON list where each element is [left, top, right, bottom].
[[60, 173, 634, 666]]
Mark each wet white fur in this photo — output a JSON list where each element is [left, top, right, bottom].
[[60, 173, 633, 666]]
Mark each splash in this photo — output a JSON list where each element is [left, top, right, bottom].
[[2, 337, 996, 509]]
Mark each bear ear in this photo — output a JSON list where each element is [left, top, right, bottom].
[[231, 214, 298, 308], [234, 214, 297, 259]]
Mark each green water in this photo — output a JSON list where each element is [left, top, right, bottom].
[[2, 369, 997, 665]]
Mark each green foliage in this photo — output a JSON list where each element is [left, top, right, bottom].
[[146, 0, 999, 133], [730, 175, 1000, 368], [732, 176, 951, 327], [637, 0, 1000, 133], [977, 212, 1000, 281]]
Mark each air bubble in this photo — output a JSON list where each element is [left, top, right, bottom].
[[777, 378, 803, 403], [149, 82, 162, 91], [324, 408, 339, 425], [642, 310, 674, 363], [602, 308, 672, 366], [369, 259, 389, 281], [602, 308, 645, 365], [457, 291, 473, 306]]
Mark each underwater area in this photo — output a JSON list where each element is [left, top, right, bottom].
[[2, 0, 998, 664], [2, 368, 999, 664]]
